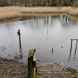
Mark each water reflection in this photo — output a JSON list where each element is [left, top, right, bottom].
[[0, 16, 78, 68]]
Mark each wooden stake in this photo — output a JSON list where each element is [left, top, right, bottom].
[[75, 40, 78, 54], [17, 29, 23, 59], [69, 39, 73, 55]]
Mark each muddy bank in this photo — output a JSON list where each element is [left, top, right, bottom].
[[0, 7, 78, 22], [0, 63, 27, 78], [37, 63, 78, 78], [0, 57, 78, 78]]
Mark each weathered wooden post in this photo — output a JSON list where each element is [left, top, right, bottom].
[[17, 29, 23, 59], [75, 40, 77, 54], [70, 39, 73, 56], [68, 39, 73, 62], [51, 48, 54, 54], [28, 48, 36, 78]]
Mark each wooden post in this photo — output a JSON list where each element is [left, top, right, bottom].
[[28, 48, 36, 78], [17, 29, 23, 59], [52, 48, 54, 54], [75, 40, 77, 54], [68, 39, 73, 62], [69, 39, 73, 56]]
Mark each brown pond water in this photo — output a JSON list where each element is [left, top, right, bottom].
[[0, 16, 78, 69]]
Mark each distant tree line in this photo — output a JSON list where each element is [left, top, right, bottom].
[[0, 0, 78, 6]]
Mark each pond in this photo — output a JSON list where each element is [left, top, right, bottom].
[[0, 16, 78, 69]]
